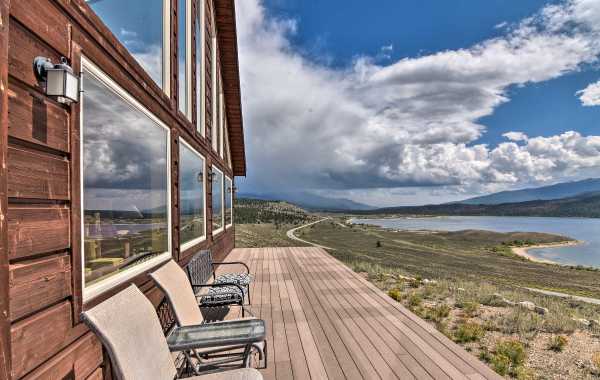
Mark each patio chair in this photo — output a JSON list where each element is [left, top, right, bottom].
[[187, 250, 253, 306], [150, 260, 267, 371], [81, 285, 263, 380]]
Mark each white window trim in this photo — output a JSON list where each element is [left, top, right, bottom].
[[163, 0, 171, 96], [211, 35, 218, 152], [80, 56, 172, 302], [212, 165, 224, 235], [179, 137, 207, 251], [178, 0, 192, 119], [219, 90, 224, 158], [196, 0, 206, 136], [225, 176, 233, 228]]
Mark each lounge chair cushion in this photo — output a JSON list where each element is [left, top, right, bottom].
[[201, 286, 244, 305], [215, 273, 253, 286], [190, 368, 262, 380]]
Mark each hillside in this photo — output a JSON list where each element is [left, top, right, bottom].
[[234, 198, 315, 224], [238, 191, 375, 211], [459, 178, 600, 205], [358, 190, 600, 218]]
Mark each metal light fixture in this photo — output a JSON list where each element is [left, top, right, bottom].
[[197, 171, 204, 183], [207, 168, 215, 182], [33, 56, 80, 104]]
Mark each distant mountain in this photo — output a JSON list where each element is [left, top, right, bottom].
[[358, 190, 600, 218], [459, 178, 600, 205], [237, 191, 375, 211]]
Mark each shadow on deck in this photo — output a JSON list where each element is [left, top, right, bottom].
[[218, 247, 501, 380]]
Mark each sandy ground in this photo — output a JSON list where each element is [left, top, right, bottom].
[[511, 240, 582, 265]]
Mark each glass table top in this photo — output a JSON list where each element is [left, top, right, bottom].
[[167, 319, 266, 351]]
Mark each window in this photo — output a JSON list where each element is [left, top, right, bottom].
[[178, 0, 191, 117], [219, 90, 225, 158], [225, 176, 233, 227], [179, 139, 206, 249], [87, 0, 170, 94], [212, 166, 223, 233], [195, 0, 205, 135], [81, 58, 171, 300]]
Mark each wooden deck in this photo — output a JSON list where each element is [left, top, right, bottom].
[[223, 247, 501, 380]]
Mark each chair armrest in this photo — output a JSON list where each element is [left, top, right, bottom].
[[211, 261, 251, 275]]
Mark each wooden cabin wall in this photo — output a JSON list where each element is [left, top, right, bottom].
[[3, 0, 238, 378]]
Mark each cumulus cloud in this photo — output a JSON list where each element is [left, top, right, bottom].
[[577, 79, 600, 106], [236, 0, 600, 204]]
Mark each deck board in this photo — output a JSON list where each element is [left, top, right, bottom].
[[221, 247, 501, 380]]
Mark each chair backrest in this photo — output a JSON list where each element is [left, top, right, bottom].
[[186, 250, 213, 286], [81, 285, 177, 380], [150, 260, 205, 326]]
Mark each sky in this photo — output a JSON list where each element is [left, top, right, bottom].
[[234, 0, 600, 207]]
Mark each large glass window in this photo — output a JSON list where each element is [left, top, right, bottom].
[[225, 176, 233, 227], [178, 0, 190, 116], [180, 140, 205, 249], [81, 58, 171, 299], [212, 166, 223, 233], [87, 0, 169, 92], [196, 0, 205, 135]]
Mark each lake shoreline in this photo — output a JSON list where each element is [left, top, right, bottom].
[[511, 240, 583, 265]]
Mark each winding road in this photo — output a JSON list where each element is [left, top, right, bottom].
[[286, 217, 335, 250]]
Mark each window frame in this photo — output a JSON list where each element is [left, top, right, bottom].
[[179, 137, 207, 251], [225, 175, 233, 228], [80, 56, 173, 302], [178, 0, 192, 119], [219, 89, 225, 158], [211, 165, 225, 236], [195, 0, 206, 136], [211, 34, 219, 152]]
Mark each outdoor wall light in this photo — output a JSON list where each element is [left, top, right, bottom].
[[33, 56, 80, 104], [207, 169, 215, 182], [197, 171, 204, 183]]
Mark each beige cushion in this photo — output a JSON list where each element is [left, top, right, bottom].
[[81, 285, 177, 380], [190, 368, 263, 380], [151, 260, 205, 326]]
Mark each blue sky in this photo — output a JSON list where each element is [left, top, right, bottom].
[[237, 0, 600, 206]]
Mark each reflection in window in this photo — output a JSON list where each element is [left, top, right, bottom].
[[196, 0, 204, 135], [82, 63, 170, 291], [88, 0, 167, 90], [178, 0, 189, 116], [212, 167, 223, 232], [225, 176, 233, 226], [180, 141, 205, 247]]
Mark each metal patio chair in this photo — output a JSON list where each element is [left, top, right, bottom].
[[187, 250, 253, 308], [150, 260, 267, 371], [81, 285, 263, 380]]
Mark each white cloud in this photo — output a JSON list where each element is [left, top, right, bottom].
[[577, 79, 600, 106], [236, 0, 600, 205]]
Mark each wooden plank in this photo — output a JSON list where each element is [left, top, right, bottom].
[[10, 0, 70, 57], [8, 78, 69, 152], [0, 0, 12, 377], [11, 301, 80, 378], [9, 254, 71, 321], [7, 203, 70, 260], [8, 19, 62, 90], [271, 248, 311, 379], [283, 248, 380, 379], [85, 367, 103, 380], [21, 332, 102, 380], [278, 248, 349, 380], [260, 248, 277, 380], [7, 144, 69, 200]]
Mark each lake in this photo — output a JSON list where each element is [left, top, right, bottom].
[[352, 216, 600, 268]]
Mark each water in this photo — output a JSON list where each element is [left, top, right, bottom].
[[352, 216, 600, 268]]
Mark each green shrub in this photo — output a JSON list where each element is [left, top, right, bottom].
[[514, 365, 535, 380], [408, 278, 421, 288], [498, 309, 543, 335], [490, 353, 511, 376], [460, 301, 480, 317], [454, 322, 485, 343], [388, 288, 402, 302], [376, 240, 382, 248], [432, 304, 451, 321], [495, 340, 526, 367], [548, 335, 568, 352], [408, 293, 422, 308]]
